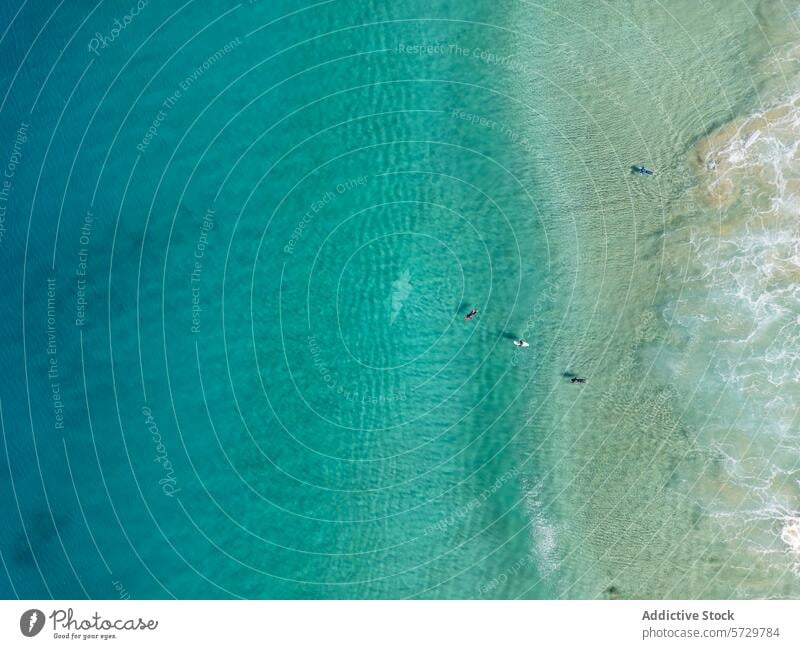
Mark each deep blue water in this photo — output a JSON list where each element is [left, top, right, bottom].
[[0, 0, 554, 598]]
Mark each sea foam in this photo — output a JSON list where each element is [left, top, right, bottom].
[[659, 86, 800, 585]]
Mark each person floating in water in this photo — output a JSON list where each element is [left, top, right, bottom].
[[570, 377, 586, 384], [465, 308, 478, 321], [513, 340, 529, 347]]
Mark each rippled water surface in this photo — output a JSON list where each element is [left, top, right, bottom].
[[0, 0, 798, 598]]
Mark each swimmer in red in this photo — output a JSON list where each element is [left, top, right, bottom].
[[465, 308, 478, 321]]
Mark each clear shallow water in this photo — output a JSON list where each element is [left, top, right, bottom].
[[0, 0, 798, 599]]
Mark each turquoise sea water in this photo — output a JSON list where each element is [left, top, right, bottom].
[[1, 1, 799, 599]]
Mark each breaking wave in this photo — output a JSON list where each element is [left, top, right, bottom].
[[659, 86, 800, 588]]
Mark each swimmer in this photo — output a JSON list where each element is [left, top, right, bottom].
[[513, 340, 529, 347], [570, 377, 586, 384], [465, 308, 478, 321]]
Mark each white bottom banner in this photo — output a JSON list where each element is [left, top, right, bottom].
[[0, 600, 797, 648]]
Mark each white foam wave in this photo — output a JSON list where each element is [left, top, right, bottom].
[[781, 516, 800, 546], [662, 89, 800, 580]]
